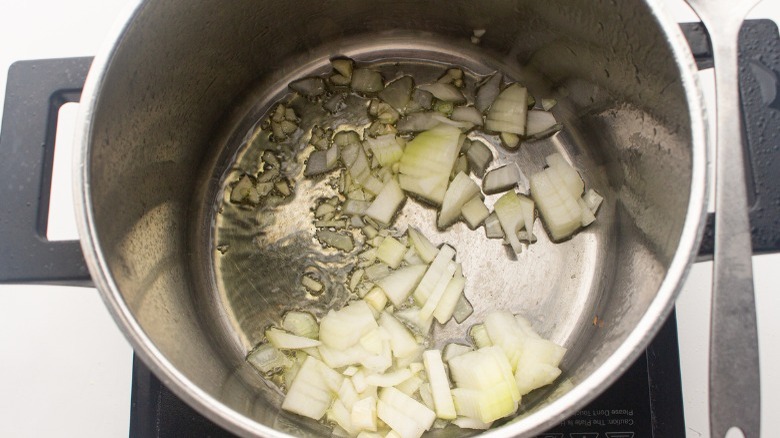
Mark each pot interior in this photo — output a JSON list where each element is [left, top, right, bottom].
[[81, 0, 702, 436]]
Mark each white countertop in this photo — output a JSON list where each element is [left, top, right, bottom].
[[0, 1, 778, 437]]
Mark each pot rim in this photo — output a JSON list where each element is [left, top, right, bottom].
[[73, 1, 709, 436]]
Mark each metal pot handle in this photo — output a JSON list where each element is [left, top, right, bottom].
[[683, 21, 780, 260], [0, 57, 93, 286]]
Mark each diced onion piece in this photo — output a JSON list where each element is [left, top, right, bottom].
[[328, 399, 356, 435], [515, 362, 562, 396], [376, 236, 406, 269], [465, 140, 493, 178], [289, 76, 326, 98], [343, 199, 371, 216], [546, 153, 584, 197], [365, 179, 405, 226], [419, 261, 457, 320], [394, 375, 424, 396], [442, 343, 472, 362], [430, 113, 474, 131], [352, 68, 384, 93], [282, 356, 343, 420], [247, 343, 292, 374], [379, 312, 419, 358], [338, 378, 361, 410], [364, 263, 390, 281], [366, 368, 414, 387], [351, 396, 379, 432], [475, 73, 502, 113], [448, 347, 519, 422], [363, 288, 387, 316], [461, 197, 490, 229], [578, 198, 596, 226], [419, 383, 435, 411], [526, 110, 558, 137], [407, 226, 438, 263], [266, 327, 321, 349], [518, 337, 566, 370], [375, 264, 427, 307], [282, 311, 319, 339], [438, 172, 481, 228], [483, 163, 521, 194], [451, 106, 484, 126], [396, 112, 441, 133], [412, 245, 456, 306], [541, 98, 557, 111], [329, 59, 353, 80], [469, 324, 492, 348], [453, 155, 469, 177], [583, 188, 603, 213], [230, 175, 260, 205], [452, 295, 474, 324], [364, 134, 404, 167], [483, 310, 526, 371], [485, 84, 528, 135], [529, 169, 582, 241], [500, 132, 520, 149], [423, 350, 457, 419], [379, 76, 414, 112], [305, 144, 340, 176], [417, 83, 466, 104], [493, 191, 530, 253], [378, 387, 436, 438], [432, 269, 466, 324], [319, 301, 378, 350], [398, 125, 462, 205], [317, 230, 355, 251], [484, 213, 504, 239]]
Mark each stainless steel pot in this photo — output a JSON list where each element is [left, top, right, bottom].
[[74, 0, 707, 436]]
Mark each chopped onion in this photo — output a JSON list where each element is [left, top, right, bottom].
[[485, 83, 528, 135], [366, 369, 414, 387], [398, 125, 462, 205], [526, 110, 558, 137], [500, 132, 520, 149], [442, 343, 472, 362], [379, 76, 414, 112], [465, 140, 493, 178], [483, 163, 521, 194], [475, 73, 502, 113], [484, 212, 504, 239], [379, 312, 419, 358], [317, 230, 355, 251], [438, 172, 481, 228], [432, 269, 466, 324], [541, 98, 557, 111], [282, 311, 319, 339], [407, 226, 439, 263], [364, 134, 404, 167], [452, 417, 493, 430], [515, 361, 562, 396], [417, 83, 466, 104], [395, 374, 424, 396], [423, 350, 457, 419], [351, 68, 384, 93], [343, 199, 371, 216], [319, 300, 378, 350], [375, 264, 427, 307], [376, 236, 406, 269], [378, 387, 436, 438], [282, 356, 343, 420], [396, 112, 441, 133], [351, 396, 378, 432], [461, 197, 490, 229], [230, 175, 260, 205], [493, 191, 532, 253], [412, 245, 456, 306], [364, 263, 390, 281], [365, 178, 405, 226], [418, 261, 457, 320], [451, 106, 484, 126], [583, 188, 603, 213], [332, 58, 354, 78], [469, 324, 492, 348], [529, 166, 582, 241]]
